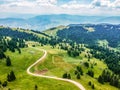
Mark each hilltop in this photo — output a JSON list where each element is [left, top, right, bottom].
[[44, 24, 120, 48]]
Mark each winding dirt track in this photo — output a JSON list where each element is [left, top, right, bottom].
[[27, 48, 86, 90]]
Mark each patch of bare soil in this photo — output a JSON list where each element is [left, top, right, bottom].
[[34, 69, 48, 75]]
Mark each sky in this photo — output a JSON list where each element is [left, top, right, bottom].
[[0, 0, 120, 16]]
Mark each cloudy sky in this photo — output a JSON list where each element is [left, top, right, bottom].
[[0, 0, 120, 16]]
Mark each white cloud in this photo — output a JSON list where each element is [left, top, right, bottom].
[[61, 4, 88, 9], [11, 1, 35, 7], [61, 0, 90, 9], [112, 0, 120, 8], [35, 0, 57, 7], [91, 0, 111, 8], [91, 0, 120, 9], [0, 0, 57, 7], [0, 0, 120, 16]]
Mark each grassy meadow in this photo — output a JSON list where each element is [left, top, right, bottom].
[[0, 47, 79, 90], [35, 45, 119, 90]]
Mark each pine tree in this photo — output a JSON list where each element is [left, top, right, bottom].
[[35, 85, 38, 90], [84, 62, 89, 68], [76, 73, 80, 79], [10, 71, 16, 81], [67, 74, 71, 79], [76, 66, 83, 75], [92, 84, 95, 89], [74, 70, 78, 75], [7, 71, 16, 82], [87, 70, 94, 77], [7, 74, 11, 81], [98, 75, 104, 84], [63, 73, 68, 78], [6, 56, 11, 66], [88, 81, 92, 86], [2, 81, 7, 87], [0, 50, 6, 59]]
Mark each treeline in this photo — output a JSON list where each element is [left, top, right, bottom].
[[98, 69, 120, 88], [0, 27, 42, 41], [0, 27, 62, 47], [57, 24, 120, 47], [88, 45, 120, 75], [31, 30, 50, 37], [59, 42, 85, 57], [0, 36, 26, 59]]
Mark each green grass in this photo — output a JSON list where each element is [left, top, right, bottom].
[[43, 25, 66, 36], [36, 45, 119, 90], [0, 47, 79, 90], [13, 28, 48, 38]]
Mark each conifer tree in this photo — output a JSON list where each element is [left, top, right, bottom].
[[88, 81, 92, 86], [35, 85, 38, 90], [7, 71, 16, 82], [2, 81, 7, 87], [63, 73, 68, 78], [98, 75, 104, 84], [7, 74, 11, 81], [67, 74, 71, 79], [92, 84, 95, 89], [76, 73, 80, 79], [6, 56, 11, 66], [10, 71, 16, 81]]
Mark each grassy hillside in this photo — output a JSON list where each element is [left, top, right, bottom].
[[34, 45, 118, 90], [0, 26, 120, 90], [0, 47, 79, 90], [43, 25, 67, 36]]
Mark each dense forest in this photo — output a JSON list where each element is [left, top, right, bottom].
[[57, 24, 120, 47]]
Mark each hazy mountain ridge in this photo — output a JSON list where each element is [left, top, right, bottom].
[[0, 14, 120, 31]]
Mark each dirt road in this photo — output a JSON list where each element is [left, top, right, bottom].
[[27, 48, 85, 90]]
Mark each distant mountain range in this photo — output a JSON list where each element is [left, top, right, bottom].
[[0, 14, 120, 31]]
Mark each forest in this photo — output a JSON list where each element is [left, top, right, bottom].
[[57, 24, 120, 47]]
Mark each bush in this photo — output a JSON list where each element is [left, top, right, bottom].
[[2, 81, 7, 87], [84, 62, 89, 68], [92, 84, 95, 89], [67, 74, 71, 79], [76, 73, 80, 79], [0, 81, 1, 84], [35, 85, 38, 90], [87, 70, 94, 77], [88, 81, 92, 86], [63, 73, 67, 78], [62, 73, 71, 79]]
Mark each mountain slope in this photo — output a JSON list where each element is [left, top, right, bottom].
[[45, 24, 120, 47]]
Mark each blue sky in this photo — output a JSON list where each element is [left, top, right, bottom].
[[0, 0, 120, 16]]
